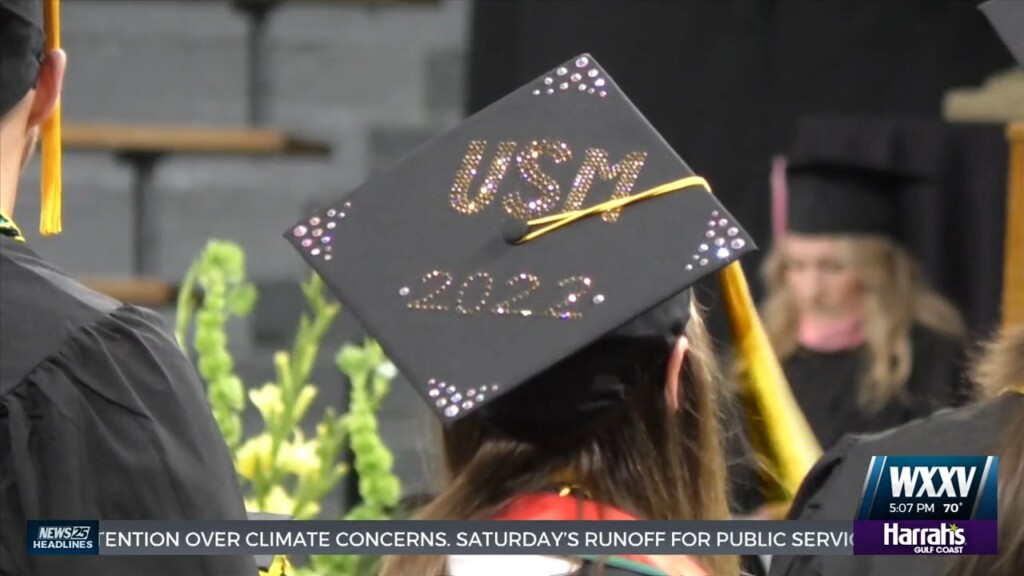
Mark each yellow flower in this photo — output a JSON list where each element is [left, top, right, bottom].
[[247, 486, 298, 516], [260, 555, 292, 576], [292, 499, 322, 520], [278, 435, 321, 478], [249, 384, 283, 423], [236, 434, 273, 480], [292, 385, 317, 420], [262, 486, 296, 515]]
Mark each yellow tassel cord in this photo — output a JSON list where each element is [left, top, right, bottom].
[[40, 0, 62, 236], [516, 176, 710, 243]]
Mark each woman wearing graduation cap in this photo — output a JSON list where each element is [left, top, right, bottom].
[[758, 123, 973, 453], [286, 53, 776, 576], [771, 3, 1024, 574], [0, 2, 255, 574]]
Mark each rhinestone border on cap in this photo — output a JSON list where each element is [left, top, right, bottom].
[[292, 200, 353, 262], [686, 210, 742, 271], [532, 56, 609, 99], [426, 379, 502, 420]]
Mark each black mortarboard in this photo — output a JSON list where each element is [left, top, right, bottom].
[[980, 0, 1024, 69], [784, 117, 928, 240], [285, 54, 756, 428], [0, 0, 44, 117]]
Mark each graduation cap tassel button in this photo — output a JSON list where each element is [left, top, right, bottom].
[[502, 219, 530, 244]]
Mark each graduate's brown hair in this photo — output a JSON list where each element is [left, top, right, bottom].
[[381, 300, 739, 576], [945, 324, 1024, 576], [761, 234, 967, 412]]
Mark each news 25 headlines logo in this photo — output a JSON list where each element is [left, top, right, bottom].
[[853, 456, 998, 555], [27, 521, 99, 555]]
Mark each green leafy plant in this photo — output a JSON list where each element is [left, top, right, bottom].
[[176, 240, 402, 576]]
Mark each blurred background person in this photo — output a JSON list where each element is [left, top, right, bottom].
[[729, 138, 976, 525], [772, 3, 1024, 573], [760, 150, 973, 452]]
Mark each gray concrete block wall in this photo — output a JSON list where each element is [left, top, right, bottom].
[[12, 0, 470, 504], [18, 0, 469, 280]]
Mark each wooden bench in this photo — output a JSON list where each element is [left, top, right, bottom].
[[64, 122, 331, 277], [79, 276, 182, 307], [63, 123, 330, 156]]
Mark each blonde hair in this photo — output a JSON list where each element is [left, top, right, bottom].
[[946, 324, 1024, 576], [971, 324, 1024, 398], [761, 234, 966, 412], [381, 301, 739, 576]]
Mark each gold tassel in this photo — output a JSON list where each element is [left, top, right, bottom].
[[718, 261, 822, 503], [1003, 123, 1024, 328], [40, 0, 62, 236]]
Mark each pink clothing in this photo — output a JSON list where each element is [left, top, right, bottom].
[[797, 312, 865, 352]]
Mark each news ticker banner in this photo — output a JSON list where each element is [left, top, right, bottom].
[[30, 520, 853, 556], [27, 455, 1001, 559], [854, 456, 999, 555]]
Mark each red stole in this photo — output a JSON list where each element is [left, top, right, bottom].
[[492, 492, 708, 576]]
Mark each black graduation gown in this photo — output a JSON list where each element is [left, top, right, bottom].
[[0, 236, 256, 576], [768, 392, 1024, 576], [785, 325, 972, 451]]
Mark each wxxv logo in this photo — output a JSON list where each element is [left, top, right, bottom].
[[27, 520, 99, 555], [853, 456, 998, 555]]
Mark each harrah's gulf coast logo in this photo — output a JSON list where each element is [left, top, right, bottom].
[[27, 520, 99, 555], [853, 456, 999, 556]]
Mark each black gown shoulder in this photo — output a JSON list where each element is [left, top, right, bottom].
[[0, 237, 256, 576]]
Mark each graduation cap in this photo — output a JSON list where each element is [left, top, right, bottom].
[[783, 117, 930, 240], [979, 0, 1024, 69], [285, 54, 757, 429], [0, 0, 62, 235]]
